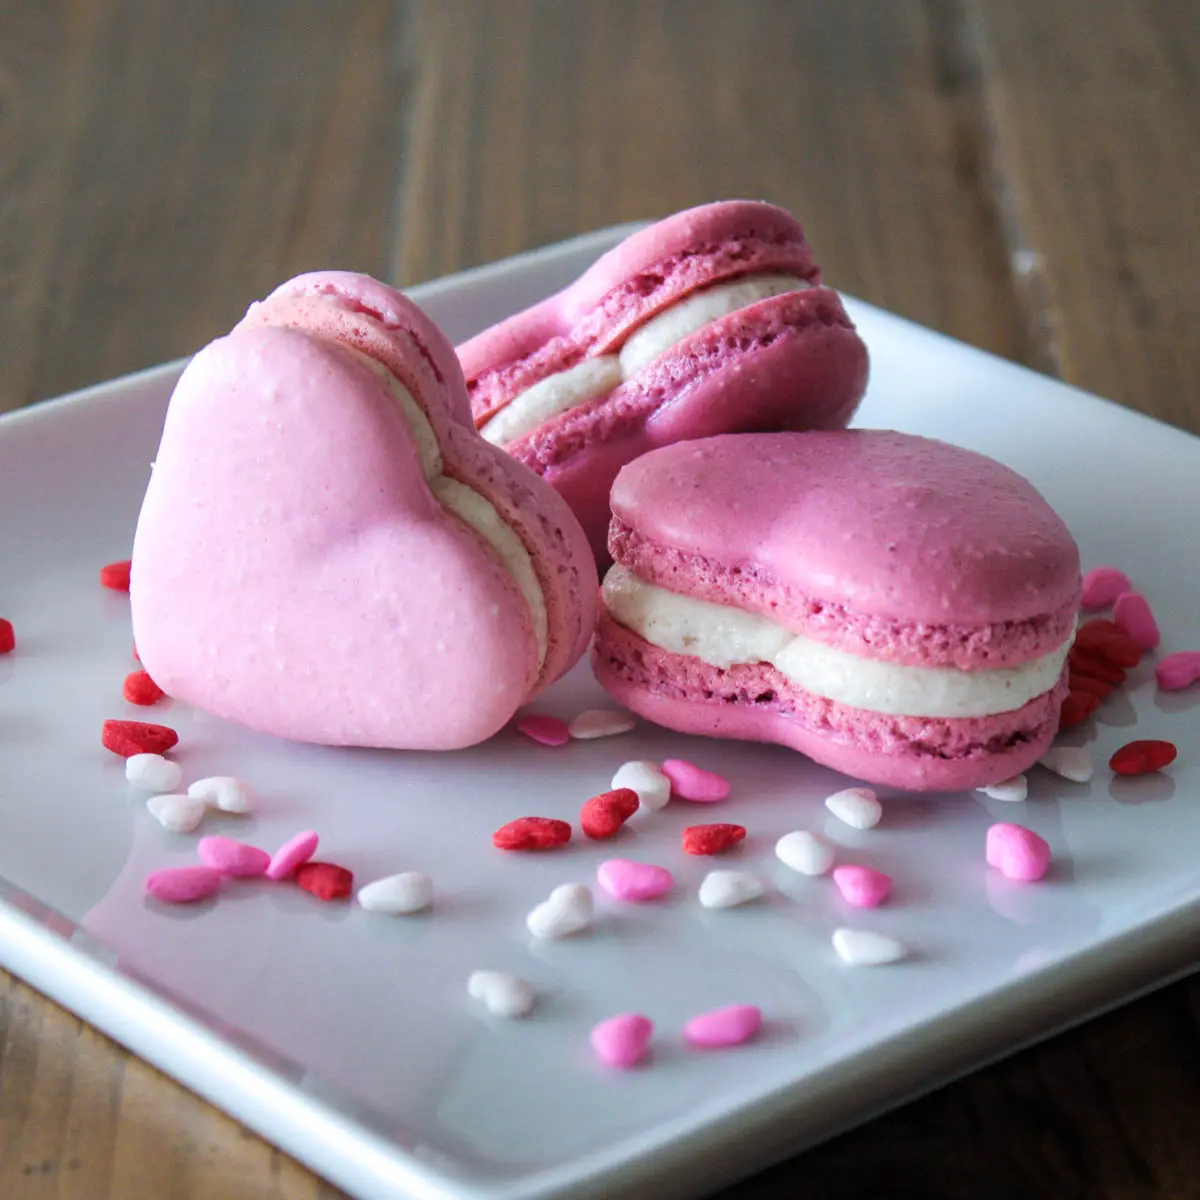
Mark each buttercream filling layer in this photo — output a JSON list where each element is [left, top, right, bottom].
[[347, 348, 548, 667], [601, 566, 1070, 719], [480, 273, 809, 445]]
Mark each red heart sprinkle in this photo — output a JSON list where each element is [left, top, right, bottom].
[[1068, 672, 1114, 700], [1109, 740, 1177, 776], [123, 669, 165, 706], [1067, 647, 1127, 685], [100, 560, 133, 591], [1073, 620, 1141, 668], [493, 817, 572, 851], [294, 861, 354, 901], [1058, 691, 1101, 731], [0, 619, 13, 655], [682, 823, 747, 856], [580, 788, 640, 840], [101, 719, 179, 757]]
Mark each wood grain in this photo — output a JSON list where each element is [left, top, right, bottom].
[[2, 0, 1199, 1197]]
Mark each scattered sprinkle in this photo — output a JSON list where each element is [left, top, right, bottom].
[[357, 871, 433, 914], [1080, 566, 1131, 610], [125, 753, 183, 793], [833, 928, 907, 966], [492, 816, 572, 851], [1068, 647, 1127, 685], [1156, 651, 1200, 691], [146, 793, 206, 834], [1109, 739, 1177, 776], [683, 1004, 762, 1049], [1069, 672, 1114, 700], [832, 864, 892, 908], [468, 970, 535, 1018], [569, 708, 636, 740], [591, 1013, 653, 1068], [580, 788, 639, 840], [123, 669, 165, 706], [526, 883, 594, 939], [824, 787, 882, 830], [596, 858, 674, 902], [187, 776, 252, 814], [295, 861, 354, 901], [1074, 619, 1141, 668], [145, 865, 222, 904], [682, 823, 746, 856], [660, 759, 730, 802], [102, 719, 178, 758], [698, 870, 765, 909], [99, 560, 132, 591], [976, 774, 1028, 802], [515, 713, 570, 746], [611, 760, 671, 812], [1038, 745, 1094, 782], [1112, 591, 1161, 650], [986, 823, 1051, 882], [1058, 691, 1100, 730], [775, 830, 835, 876], [0, 618, 14, 655], [197, 836, 270, 877], [266, 830, 319, 880]]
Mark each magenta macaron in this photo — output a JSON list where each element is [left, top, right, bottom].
[[458, 201, 869, 561], [592, 431, 1082, 792], [131, 271, 598, 750]]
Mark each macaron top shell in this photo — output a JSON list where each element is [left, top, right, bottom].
[[609, 431, 1081, 664]]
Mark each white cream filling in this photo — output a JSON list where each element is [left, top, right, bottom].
[[601, 566, 1070, 719], [480, 272, 809, 445], [348, 349, 548, 669]]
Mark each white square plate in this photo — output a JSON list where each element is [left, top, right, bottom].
[[2, 227, 1199, 1200]]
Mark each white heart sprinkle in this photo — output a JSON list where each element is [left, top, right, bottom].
[[775, 830, 835, 876], [976, 773, 1028, 802], [568, 709, 636, 740], [824, 787, 882, 830], [187, 776, 252, 814], [1038, 745, 1093, 783], [467, 970, 536, 1018], [698, 870, 765, 909], [125, 753, 183, 794], [146, 793, 206, 834], [526, 883, 594, 939], [357, 871, 433, 914], [611, 760, 671, 813], [832, 928, 907, 966]]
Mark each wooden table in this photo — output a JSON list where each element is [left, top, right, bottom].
[[2, 2, 1198, 1196]]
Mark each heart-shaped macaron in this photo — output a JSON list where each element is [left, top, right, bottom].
[[131, 272, 598, 750], [459, 201, 869, 560]]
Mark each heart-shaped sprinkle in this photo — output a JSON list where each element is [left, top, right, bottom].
[[775, 830, 835, 876], [100, 559, 133, 591], [660, 759, 730, 802], [145, 865, 222, 903], [295, 862, 354, 901], [1080, 566, 1131, 610], [526, 883, 594, 939], [832, 928, 907, 966], [580, 788, 639, 840], [125, 752, 183, 793], [683, 1004, 763, 1048], [492, 816, 572, 850], [986, 823, 1051, 882], [1038, 745, 1094, 782], [1156, 651, 1200, 691], [357, 871, 433, 914], [187, 776, 253, 814], [467, 970, 536, 1018], [1112, 590, 1160, 650], [1069, 646, 1127, 685], [976, 774, 1028, 802], [597, 859, 674, 902], [0, 619, 13, 655], [568, 709, 636, 740], [1059, 690, 1101, 730], [123, 669, 165, 706], [1069, 672, 1114, 700], [1074, 619, 1141, 667], [102, 719, 178, 758], [824, 787, 881, 830], [146, 793, 206, 834], [1109, 739, 1177, 776], [515, 713, 570, 746], [682, 823, 746, 856], [591, 1013, 653, 1068], [698, 870, 765, 909], [610, 761, 671, 813], [266, 830, 319, 880], [197, 836, 270, 877], [832, 864, 892, 908]]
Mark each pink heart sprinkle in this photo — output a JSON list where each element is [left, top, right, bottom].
[[1156, 651, 1200, 691], [684, 1004, 763, 1049], [661, 758, 731, 802], [1080, 566, 1131, 610], [986, 822, 1052, 882], [591, 1013, 654, 1068], [832, 864, 892, 908], [1112, 590, 1160, 650], [198, 836, 271, 877], [515, 713, 570, 747], [266, 830, 319, 881], [145, 866, 223, 904], [596, 859, 674, 902]]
